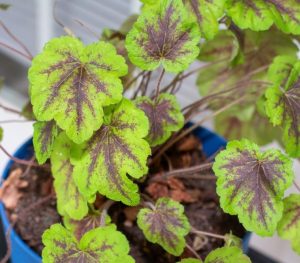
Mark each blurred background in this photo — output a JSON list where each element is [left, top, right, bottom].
[[0, 1, 300, 263]]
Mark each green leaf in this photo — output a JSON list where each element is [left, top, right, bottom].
[[29, 36, 128, 144], [51, 133, 89, 220], [72, 99, 150, 206], [126, 0, 200, 73], [226, 0, 300, 34], [177, 259, 202, 263], [224, 232, 243, 248], [0, 3, 10, 10], [265, 56, 300, 157], [277, 194, 300, 255], [135, 93, 184, 146], [137, 197, 190, 256], [198, 30, 239, 62], [42, 223, 134, 263], [64, 211, 111, 241], [21, 101, 35, 120], [0, 126, 3, 142], [204, 246, 251, 263], [183, 0, 226, 40], [213, 139, 294, 236], [33, 121, 58, 164]]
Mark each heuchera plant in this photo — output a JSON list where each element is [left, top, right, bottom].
[[1, 0, 300, 262]]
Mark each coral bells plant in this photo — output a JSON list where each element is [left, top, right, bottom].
[[1, 0, 300, 262]]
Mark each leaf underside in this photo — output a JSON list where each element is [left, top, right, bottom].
[[265, 56, 300, 157], [277, 194, 300, 255], [126, 0, 200, 73], [51, 133, 89, 220], [137, 197, 190, 256], [42, 224, 134, 263], [136, 93, 184, 146], [29, 36, 128, 144], [33, 120, 58, 164], [226, 0, 300, 34], [72, 99, 150, 206], [213, 139, 294, 236]]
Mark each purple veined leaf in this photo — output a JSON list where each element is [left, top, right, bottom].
[[42, 223, 134, 263], [29, 36, 128, 144], [126, 0, 200, 73], [265, 56, 300, 157], [277, 194, 300, 255], [33, 120, 58, 164], [51, 132, 90, 220], [137, 197, 190, 256], [135, 93, 184, 146], [213, 139, 294, 236], [72, 99, 151, 206]]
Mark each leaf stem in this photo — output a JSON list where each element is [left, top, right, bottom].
[[293, 181, 300, 192], [191, 227, 226, 240], [0, 103, 22, 115], [125, 70, 146, 90], [186, 243, 202, 260], [155, 68, 165, 100], [100, 200, 115, 226], [0, 144, 41, 167], [148, 163, 214, 182], [0, 41, 32, 61]]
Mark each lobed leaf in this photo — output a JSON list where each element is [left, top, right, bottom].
[[204, 246, 251, 263], [126, 0, 200, 73], [33, 121, 58, 164], [183, 0, 226, 40], [42, 223, 134, 263], [213, 139, 294, 236], [137, 197, 190, 256], [277, 194, 300, 255], [198, 30, 239, 62], [226, 0, 300, 34], [265, 56, 300, 157], [72, 99, 150, 206], [51, 133, 90, 220], [29, 36, 128, 144], [135, 93, 184, 146]]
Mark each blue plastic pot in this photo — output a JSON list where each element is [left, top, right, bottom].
[[0, 127, 251, 263]]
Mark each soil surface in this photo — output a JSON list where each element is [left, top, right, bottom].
[[1, 134, 245, 261]]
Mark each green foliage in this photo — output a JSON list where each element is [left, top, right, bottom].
[[198, 30, 239, 62], [72, 99, 150, 206], [51, 133, 90, 220], [33, 121, 58, 164], [183, 0, 226, 40], [224, 232, 243, 248], [178, 259, 202, 263], [226, 0, 300, 34], [126, 0, 200, 73], [277, 194, 300, 255], [0, 126, 3, 142], [29, 36, 127, 144], [21, 101, 35, 120], [213, 139, 294, 236], [42, 223, 134, 263], [204, 246, 251, 263], [137, 197, 190, 256], [0, 3, 10, 10], [135, 93, 184, 146], [265, 56, 300, 157]]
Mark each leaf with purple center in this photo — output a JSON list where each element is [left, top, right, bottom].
[[137, 197, 190, 256], [135, 93, 184, 147], [33, 121, 58, 164], [277, 194, 300, 255], [126, 0, 200, 73], [183, 0, 226, 40], [72, 99, 150, 206], [226, 0, 300, 34], [213, 139, 294, 236], [28, 36, 128, 144], [42, 223, 134, 263], [51, 132, 90, 220], [265, 56, 300, 157]]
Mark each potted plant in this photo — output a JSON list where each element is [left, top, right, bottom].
[[1, 0, 300, 262]]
